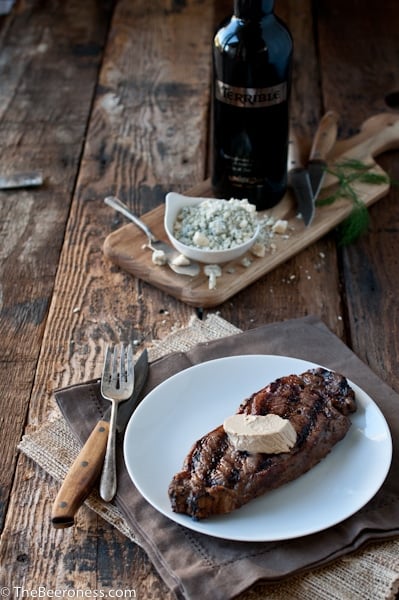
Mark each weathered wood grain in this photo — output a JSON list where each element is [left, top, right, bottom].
[[316, 0, 399, 394], [1, 1, 398, 599], [316, 0, 399, 137], [0, 1, 343, 597], [0, 0, 114, 530], [83, 0, 213, 211], [0, 0, 211, 598]]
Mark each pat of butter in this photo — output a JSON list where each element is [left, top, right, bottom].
[[223, 414, 297, 454]]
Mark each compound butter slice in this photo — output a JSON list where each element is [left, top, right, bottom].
[[223, 414, 297, 454]]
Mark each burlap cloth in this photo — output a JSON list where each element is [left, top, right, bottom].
[[19, 315, 399, 600]]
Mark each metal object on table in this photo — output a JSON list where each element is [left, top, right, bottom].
[[104, 195, 200, 276], [288, 111, 339, 226], [99, 343, 135, 502], [51, 348, 149, 528], [0, 0, 15, 16], [307, 111, 339, 203], [288, 130, 315, 225], [0, 172, 43, 189]]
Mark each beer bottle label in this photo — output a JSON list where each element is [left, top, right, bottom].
[[215, 80, 287, 108]]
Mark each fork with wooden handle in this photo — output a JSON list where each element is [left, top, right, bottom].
[[51, 348, 148, 528], [99, 343, 135, 502]]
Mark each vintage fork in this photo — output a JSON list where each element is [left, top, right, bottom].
[[99, 343, 135, 501]]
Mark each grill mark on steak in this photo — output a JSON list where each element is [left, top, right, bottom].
[[168, 368, 357, 520]]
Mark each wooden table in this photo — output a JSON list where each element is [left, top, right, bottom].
[[0, 0, 398, 598]]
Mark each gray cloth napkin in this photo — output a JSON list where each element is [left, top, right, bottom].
[[55, 316, 399, 600]]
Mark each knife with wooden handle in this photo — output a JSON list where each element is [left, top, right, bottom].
[[329, 112, 399, 160], [307, 111, 339, 202], [287, 129, 315, 225], [51, 349, 149, 528], [323, 112, 399, 189]]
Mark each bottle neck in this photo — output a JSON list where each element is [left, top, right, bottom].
[[234, 0, 275, 19]]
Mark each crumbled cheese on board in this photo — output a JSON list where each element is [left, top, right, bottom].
[[251, 215, 293, 257], [240, 256, 252, 268], [173, 198, 257, 251], [251, 241, 266, 258], [152, 249, 167, 265], [204, 264, 222, 289], [271, 219, 288, 234], [171, 253, 191, 266]]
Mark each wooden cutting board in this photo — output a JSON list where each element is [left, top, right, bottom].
[[103, 113, 399, 308]]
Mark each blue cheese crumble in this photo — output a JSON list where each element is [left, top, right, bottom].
[[172, 198, 257, 251]]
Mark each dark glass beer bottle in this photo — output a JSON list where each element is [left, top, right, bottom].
[[211, 0, 293, 210]]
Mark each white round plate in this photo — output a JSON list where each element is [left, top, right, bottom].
[[123, 355, 392, 542]]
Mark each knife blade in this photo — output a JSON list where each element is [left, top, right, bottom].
[[307, 111, 339, 204], [0, 171, 43, 189], [51, 348, 149, 529], [288, 129, 315, 225]]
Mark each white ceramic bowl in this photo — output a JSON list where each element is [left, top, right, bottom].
[[164, 192, 260, 264]]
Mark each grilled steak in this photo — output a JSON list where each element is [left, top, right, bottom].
[[169, 368, 356, 520]]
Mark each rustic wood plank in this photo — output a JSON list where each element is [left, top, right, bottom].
[[2, 1, 397, 599], [0, 0, 114, 530], [316, 0, 399, 394], [0, 0, 212, 597], [83, 0, 214, 212], [317, 0, 399, 137]]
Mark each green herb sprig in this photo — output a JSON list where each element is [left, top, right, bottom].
[[316, 159, 391, 246]]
